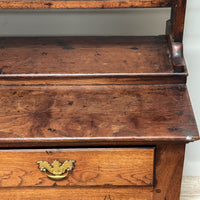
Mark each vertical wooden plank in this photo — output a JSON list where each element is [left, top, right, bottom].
[[153, 144, 185, 200], [172, 0, 187, 42]]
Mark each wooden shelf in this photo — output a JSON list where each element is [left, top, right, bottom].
[[0, 84, 198, 147], [0, 36, 186, 85], [0, 0, 172, 9]]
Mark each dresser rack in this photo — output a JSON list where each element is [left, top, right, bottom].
[[0, 1, 199, 200]]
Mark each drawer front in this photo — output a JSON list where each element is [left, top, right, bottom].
[[0, 148, 154, 187]]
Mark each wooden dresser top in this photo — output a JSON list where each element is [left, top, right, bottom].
[[0, 84, 198, 147]]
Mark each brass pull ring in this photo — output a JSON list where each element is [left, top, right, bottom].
[[37, 159, 75, 181], [44, 170, 69, 180]]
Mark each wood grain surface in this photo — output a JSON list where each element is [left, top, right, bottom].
[[0, 74, 187, 85], [153, 144, 185, 200], [0, 84, 198, 147], [0, 1, 196, 200], [0, 36, 173, 74], [0, 0, 172, 9], [0, 148, 154, 187], [0, 36, 187, 85], [167, 35, 186, 73], [172, 0, 186, 42], [0, 187, 153, 200]]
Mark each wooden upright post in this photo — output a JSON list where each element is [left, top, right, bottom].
[[172, 0, 187, 42]]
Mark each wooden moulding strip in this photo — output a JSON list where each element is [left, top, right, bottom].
[[0, 136, 199, 148], [0, 73, 187, 85], [0, 0, 172, 9]]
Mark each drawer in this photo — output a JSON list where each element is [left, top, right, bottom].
[[0, 148, 154, 188]]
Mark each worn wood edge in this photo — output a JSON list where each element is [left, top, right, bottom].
[[0, 0, 172, 9], [184, 86, 200, 139], [167, 34, 187, 73], [0, 136, 199, 142], [0, 147, 155, 152], [0, 73, 187, 85], [0, 136, 199, 148], [0, 140, 192, 149], [0, 73, 187, 77]]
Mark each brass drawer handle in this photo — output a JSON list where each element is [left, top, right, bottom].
[[37, 160, 75, 180]]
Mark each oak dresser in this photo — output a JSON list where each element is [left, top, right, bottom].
[[0, 0, 199, 200]]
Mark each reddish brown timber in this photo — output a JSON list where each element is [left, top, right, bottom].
[[0, 148, 154, 187], [0, 36, 187, 85], [0, 73, 187, 85], [153, 144, 185, 200], [0, 0, 172, 9], [171, 0, 186, 42], [0, 84, 198, 148], [0, 187, 153, 200], [0, 36, 174, 74], [167, 35, 186, 73]]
